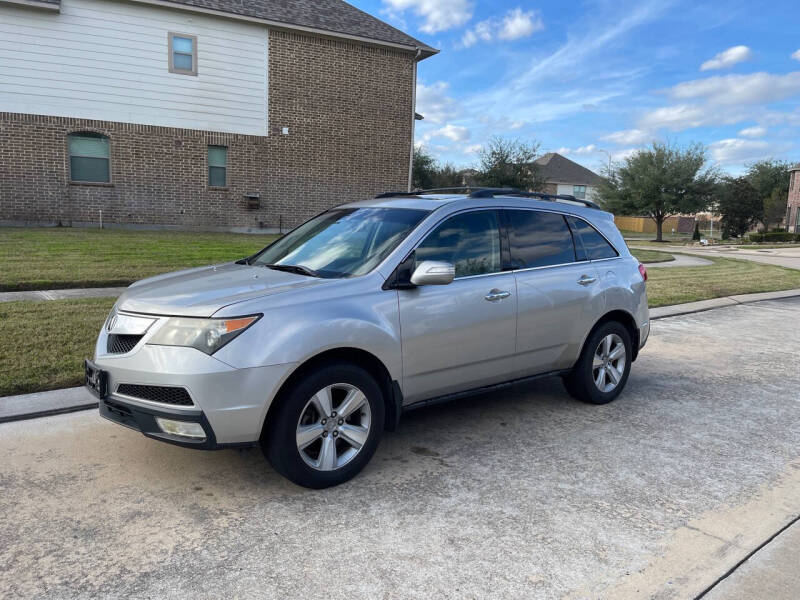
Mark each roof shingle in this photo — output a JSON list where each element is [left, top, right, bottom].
[[534, 153, 604, 186], [151, 0, 437, 56]]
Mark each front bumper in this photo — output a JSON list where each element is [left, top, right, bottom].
[[99, 396, 229, 449], [93, 333, 296, 444]]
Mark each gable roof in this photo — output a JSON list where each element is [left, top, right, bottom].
[[131, 0, 438, 57], [534, 153, 604, 186]]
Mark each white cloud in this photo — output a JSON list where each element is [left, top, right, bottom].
[[574, 144, 598, 155], [553, 145, 604, 156], [709, 138, 772, 164], [499, 8, 544, 40], [415, 81, 458, 124], [638, 104, 740, 130], [509, 120, 526, 130], [791, 49, 800, 61], [435, 124, 471, 142], [738, 126, 767, 138], [669, 71, 800, 106], [700, 45, 752, 71], [628, 72, 800, 133], [610, 148, 639, 163], [382, 0, 472, 33], [464, 144, 483, 154], [420, 124, 470, 144], [460, 7, 543, 48], [601, 129, 652, 145]]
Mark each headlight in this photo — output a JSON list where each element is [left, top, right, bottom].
[[148, 315, 261, 355]]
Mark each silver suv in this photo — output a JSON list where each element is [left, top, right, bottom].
[[85, 189, 649, 488]]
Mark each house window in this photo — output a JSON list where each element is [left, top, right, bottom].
[[573, 185, 587, 200], [208, 146, 227, 187], [169, 33, 197, 75], [68, 132, 110, 183]]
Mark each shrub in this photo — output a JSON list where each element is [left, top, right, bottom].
[[748, 232, 800, 243], [692, 222, 701, 241]]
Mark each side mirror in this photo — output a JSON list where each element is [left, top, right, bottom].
[[410, 261, 455, 286]]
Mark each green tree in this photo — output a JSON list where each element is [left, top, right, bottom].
[[716, 177, 761, 238], [412, 146, 438, 190], [412, 146, 464, 190], [764, 186, 789, 231], [597, 142, 717, 242], [692, 221, 701, 241], [476, 137, 542, 190], [745, 159, 791, 230]]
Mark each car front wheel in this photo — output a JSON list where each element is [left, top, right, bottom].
[[262, 361, 384, 489]]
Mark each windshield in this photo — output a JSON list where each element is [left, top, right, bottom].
[[251, 207, 429, 278]]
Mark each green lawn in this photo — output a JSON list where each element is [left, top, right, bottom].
[[0, 227, 278, 291], [0, 298, 115, 397], [630, 249, 675, 264], [646, 256, 800, 307]]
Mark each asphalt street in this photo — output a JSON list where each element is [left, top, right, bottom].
[[1, 298, 800, 599]]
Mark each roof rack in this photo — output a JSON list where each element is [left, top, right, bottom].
[[375, 187, 601, 210]]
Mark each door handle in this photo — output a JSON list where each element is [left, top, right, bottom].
[[577, 275, 598, 286], [485, 289, 511, 302]]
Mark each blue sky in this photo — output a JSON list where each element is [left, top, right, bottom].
[[350, 0, 800, 175]]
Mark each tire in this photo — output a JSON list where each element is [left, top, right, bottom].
[[563, 321, 632, 405], [261, 361, 385, 489]]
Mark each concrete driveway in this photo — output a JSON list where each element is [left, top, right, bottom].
[[650, 245, 800, 270], [2, 299, 800, 599]]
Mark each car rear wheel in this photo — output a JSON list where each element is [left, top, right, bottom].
[[262, 361, 384, 489], [563, 321, 632, 405]]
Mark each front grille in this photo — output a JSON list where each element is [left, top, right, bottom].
[[116, 384, 194, 406], [107, 334, 143, 354]]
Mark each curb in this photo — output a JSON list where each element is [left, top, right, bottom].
[[0, 387, 98, 424], [649, 288, 800, 320], [2, 289, 800, 424]]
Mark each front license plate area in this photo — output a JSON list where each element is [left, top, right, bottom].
[[84, 359, 108, 399]]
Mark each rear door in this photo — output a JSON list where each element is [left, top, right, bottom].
[[397, 210, 517, 403], [506, 209, 605, 377]]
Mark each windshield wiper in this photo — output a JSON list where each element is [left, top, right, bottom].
[[263, 263, 321, 278]]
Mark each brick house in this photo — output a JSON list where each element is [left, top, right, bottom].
[[0, 0, 436, 231], [533, 152, 604, 202], [787, 164, 800, 233]]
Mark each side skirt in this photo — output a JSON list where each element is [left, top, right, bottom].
[[402, 369, 573, 413]]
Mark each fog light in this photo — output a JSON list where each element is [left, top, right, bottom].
[[155, 417, 206, 440]]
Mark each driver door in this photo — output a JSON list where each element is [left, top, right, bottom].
[[397, 210, 517, 403]]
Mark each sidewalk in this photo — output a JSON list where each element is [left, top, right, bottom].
[[0, 286, 126, 302], [705, 518, 800, 599]]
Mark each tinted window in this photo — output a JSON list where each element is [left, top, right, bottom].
[[506, 210, 576, 269], [416, 210, 501, 278], [252, 208, 428, 278], [567, 216, 618, 260]]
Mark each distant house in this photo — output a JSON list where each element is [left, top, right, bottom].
[[788, 164, 800, 233], [534, 153, 604, 201], [0, 0, 436, 231]]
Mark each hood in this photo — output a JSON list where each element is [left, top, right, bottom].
[[117, 263, 329, 317]]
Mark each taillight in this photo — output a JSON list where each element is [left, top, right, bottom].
[[638, 263, 648, 282]]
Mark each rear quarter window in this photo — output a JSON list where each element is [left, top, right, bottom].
[[566, 216, 619, 261], [505, 209, 576, 269]]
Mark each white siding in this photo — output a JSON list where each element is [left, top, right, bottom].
[[556, 183, 598, 202], [0, 0, 268, 135]]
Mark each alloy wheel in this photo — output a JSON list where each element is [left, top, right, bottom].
[[592, 333, 626, 393], [295, 383, 372, 471]]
